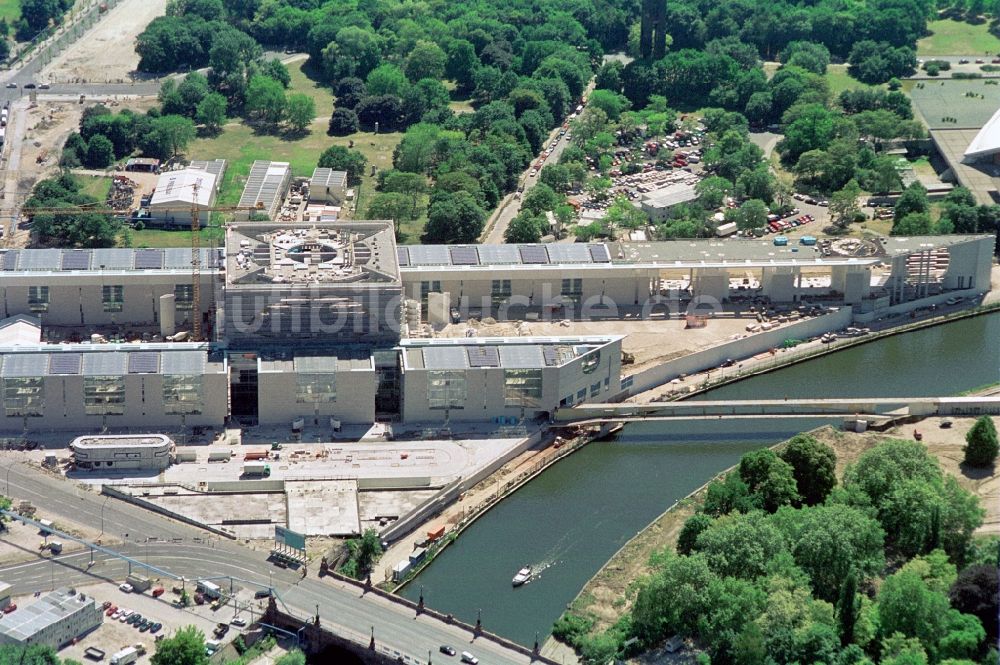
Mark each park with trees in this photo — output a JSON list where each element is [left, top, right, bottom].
[[553, 431, 999, 664]]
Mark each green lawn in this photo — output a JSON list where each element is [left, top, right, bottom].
[[75, 174, 111, 201], [125, 226, 224, 248], [917, 19, 1000, 56], [287, 59, 335, 113], [0, 0, 18, 24], [824, 64, 881, 96]]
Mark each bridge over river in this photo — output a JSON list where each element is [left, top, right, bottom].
[[553, 396, 1000, 426]]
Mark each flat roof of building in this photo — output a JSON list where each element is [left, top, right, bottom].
[[125, 157, 160, 168], [71, 434, 172, 449], [188, 159, 228, 183], [311, 168, 347, 190], [149, 169, 216, 208], [0, 248, 222, 275], [397, 243, 611, 269], [0, 347, 224, 376], [226, 221, 400, 286], [400, 336, 622, 371], [0, 588, 96, 643], [609, 235, 990, 267], [932, 128, 1000, 205], [259, 352, 373, 373], [238, 160, 290, 212], [640, 181, 698, 208]]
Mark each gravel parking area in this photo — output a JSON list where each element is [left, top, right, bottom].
[[50, 582, 248, 664]]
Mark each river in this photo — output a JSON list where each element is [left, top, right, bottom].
[[401, 313, 1000, 646]]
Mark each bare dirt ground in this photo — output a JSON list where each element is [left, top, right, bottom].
[[571, 417, 1000, 636], [40, 0, 168, 83]]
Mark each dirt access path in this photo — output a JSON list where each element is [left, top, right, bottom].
[[40, 0, 168, 83]]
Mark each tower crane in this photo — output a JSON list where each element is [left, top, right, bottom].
[[16, 189, 263, 340]]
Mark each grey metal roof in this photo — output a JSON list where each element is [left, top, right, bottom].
[[82, 352, 127, 376], [293, 356, 339, 373], [1, 251, 18, 270], [397, 247, 410, 266], [48, 353, 82, 375], [60, 250, 92, 271], [477, 244, 521, 264], [466, 345, 500, 367], [407, 245, 451, 266], [91, 249, 134, 270], [0, 354, 48, 377], [311, 167, 347, 189], [499, 345, 545, 368], [164, 248, 192, 269], [18, 249, 61, 271], [0, 588, 98, 643], [422, 346, 469, 369], [238, 160, 290, 215], [547, 243, 593, 263], [134, 249, 164, 270], [127, 351, 160, 374], [160, 350, 206, 374]]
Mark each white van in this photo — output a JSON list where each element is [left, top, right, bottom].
[[460, 652, 479, 665]]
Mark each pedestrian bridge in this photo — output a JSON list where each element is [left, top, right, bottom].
[[553, 396, 1000, 426]]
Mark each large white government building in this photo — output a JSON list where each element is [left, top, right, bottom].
[[0, 221, 993, 433]]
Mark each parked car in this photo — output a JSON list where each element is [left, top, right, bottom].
[[231, 618, 247, 627], [3, 604, 16, 614], [22, 83, 35, 89], [150, 623, 162, 634], [119, 583, 133, 593]]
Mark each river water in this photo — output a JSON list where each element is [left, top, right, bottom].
[[402, 314, 1000, 646]]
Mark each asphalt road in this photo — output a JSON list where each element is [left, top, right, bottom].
[[0, 462, 537, 665]]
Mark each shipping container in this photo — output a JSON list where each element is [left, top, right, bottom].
[[426, 525, 445, 542], [243, 450, 268, 461], [243, 461, 270, 477]]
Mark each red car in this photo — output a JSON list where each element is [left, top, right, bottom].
[[3, 604, 16, 614]]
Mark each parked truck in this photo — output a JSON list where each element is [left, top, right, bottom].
[[125, 574, 152, 593], [242, 461, 270, 477], [110, 647, 138, 665], [243, 450, 268, 461]]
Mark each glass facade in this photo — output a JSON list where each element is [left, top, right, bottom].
[[427, 370, 465, 410], [491, 279, 512, 300], [102, 285, 124, 312], [561, 278, 583, 302], [84, 376, 126, 415], [296, 373, 337, 403], [174, 284, 194, 311], [504, 369, 543, 407], [163, 374, 203, 415], [2, 377, 44, 417], [28, 286, 49, 313]]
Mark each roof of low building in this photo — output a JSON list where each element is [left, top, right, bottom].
[[0, 588, 97, 643], [964, 106, 1000, 159], [149, 169, 216, 208], [400, 335, 622, 371], [311, 168, 347, 190]]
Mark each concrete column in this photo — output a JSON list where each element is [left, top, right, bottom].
[[159, 294, 176, 338]]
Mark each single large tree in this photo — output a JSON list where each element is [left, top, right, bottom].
[[151, 625, 208, 665], [779, 433, 837, 505], [963, 416, 998, 467], [284, 93, 316, 133], [317, 146, 367, 186]]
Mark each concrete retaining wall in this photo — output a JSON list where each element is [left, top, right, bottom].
[[853, 288, 983, 323], [379, 431, 543, 545], [626, 308, 853, 396], [101, 485, 237, 539], [358, 477, 433, 490], [204, 480, 285, 492]]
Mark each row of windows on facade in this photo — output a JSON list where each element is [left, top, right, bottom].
[[2, 374, 341, 417], [25, 285, 195, 313], [1, 375, 202, 417], [426, 369, 558, 410], [420, 279, 585, 301]]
